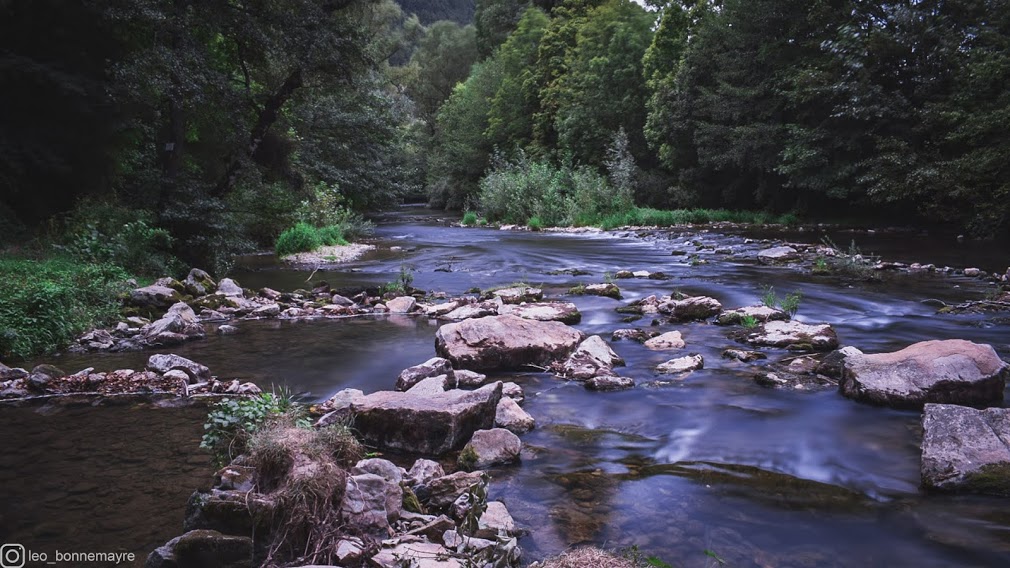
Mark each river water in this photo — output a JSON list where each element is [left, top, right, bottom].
[[4, 208, 1009, 567]]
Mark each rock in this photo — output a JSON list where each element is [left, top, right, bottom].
[[317, 388, 365, 417], [495, 397, 535, 434], [815, 346, 863, 378], [497, 301, 581, 324], [443, 529, 496, 553], [386, 296, 417, 314], [27, 364, 64, 392], [611, 328, 658, 342], [435, 315, 584, 371], [839, 340, 1008, 408], [424, 301, 460, 317], [217, 325, 239, 335], [340, 473, 400, 535], [331, 293, 355, 306], [213, 465, 255, 493], [143, 302, 206, 341], [633, 270, 651, 278], [183, 489, 263, 536], [747, 321, 838, 351], [250, 303, 280, 317], [145, 529, 252, 568], [199, 309, 228, 322], [405, 459, 445, 489], [963, 267, 982, 277], [451, 369, 487, 388], [405, 515, 456, 542], [335, 537, 366, 565], [183, 268, 217, 296], [615, 270, 634, 279], [460, 428, 521, 469], [722, 349, 766, 362], [476, 501, 519, 539], [558, 335, 625, 380], [258, 287, 281, 300], [129, 285, 181, 308], [80, 328, 115, 349], [757, 246, 800, 264], [661, 296, 722, 321], [921, 404, 1010, 495], [396, 357, 455, 391], [350, 459, 404, 524], [716, 305, 789, 325], [146, 354, 211, 382], [585, 375, 635, 391], [163, 369, 191, 385], [644, 331, 685, 350], [426, 471, 487, 509], [656, 354, 704, 374], [216, 278, 243, 297], [501, 382, 524, 404], [406, 375, 449, 397], [493, 287, 543, 304], [320, 382, 502, 455], [370, 539, 462, 568], [582, 283, 621, 299], [441, 302, 498, 321]]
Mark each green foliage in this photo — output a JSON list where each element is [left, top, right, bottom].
[[527, 216, 544, 231], [384, 264, 416, 295], [200, 391, 302, 464], [0, 257, 130, 359], [316, 226, 348, 247], [740, 315, 759, 329], [760, 286, 778, 310], [275, 223, 322, 258], [462, 211, 479, 226], [760, 285, 802, 317]]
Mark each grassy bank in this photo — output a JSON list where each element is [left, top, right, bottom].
[[581, 207, 799, 229], [0, 257, 130, 360]]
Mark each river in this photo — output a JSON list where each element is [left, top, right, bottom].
[[3, 207, 1009, 567]]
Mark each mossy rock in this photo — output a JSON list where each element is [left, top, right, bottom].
[[963, 463, 1010, 496]]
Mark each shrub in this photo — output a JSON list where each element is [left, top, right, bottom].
[[527, 216, 544, 231], [316, 225, 347, 246], [275, 223, 322, 257], [200, 390, 305, 464], [296, 182, 374, 240], [0, 257, 130, 359], [461, 211, 478, 226]]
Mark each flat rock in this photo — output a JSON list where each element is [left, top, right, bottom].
[[582, 283, 621, 299], [921, 404, 1010, 495], [495, 397, 535, 434], [585, 375, 635, 391], [558, 335, 625, 380], [319, 383, 502, 455], [251, 303, 280, 317], [461, 428, 521, 469], [426, 471, 487, 509], [406, 375, 449, 397], [644, 331, 685, 350], [450, 369, 487, 388], [498, 301, 581, 324], [146, 353, 211, 382], [396, 357, 454, 391], [747, 320, 838, 351], [657, 354, 704, 374], [492, 287, 543, 304], [660, 296, 722, 321], [757, 246, 800, 264], [441, 302, 498, 321], [129, 284, 180, 308], [370, 539, 461, 568], [717, 305, 789, 325], [840, 340, 1007, 408], [435, 315, 583, 371]]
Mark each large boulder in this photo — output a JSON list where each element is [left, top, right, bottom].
[[716, 305, 789, 326], [142, 302, 206, 342], [459, 428, 521, 469], [130, 285, 182, 309], [839, 340, 1007, 408], [318, 382, 503, 455], [435, 315, 583, 371], [495, 397, 535, 434], [426, 471, 487, 509], [557, 335, 625, 380], [492, 286, 543, 304], [921, 404, 1010, 495], [146, 354, 211, 382], [183, 268, 217, 296], [746, 320, 838, 351], [659, 296, 722, 321], [144, 529, 252, 568], [475, 501, 520, 540], [497, 301, 581, 324], [340, 473, 400, 535], [396, 357, 455, 391], [386, 296, 417, 314], [216, 278, 244, 297]]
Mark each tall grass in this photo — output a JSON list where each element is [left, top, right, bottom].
[[0, 257, 130, 359], [590, 208, 799, 229], [275, 222, 348, 257]]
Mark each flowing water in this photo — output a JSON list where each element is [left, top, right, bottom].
[[4, 207, 1010, 567]]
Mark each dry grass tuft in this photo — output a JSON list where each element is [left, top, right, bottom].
[[534, 547, 638, 568]]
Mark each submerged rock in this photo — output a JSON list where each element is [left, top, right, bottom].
[[746, 320, 838, 351], [839, 339, 1007, 408], [145, 529, 252, 568], [435, 315, 583, 371], [921, 404, 1010, 495], [585, 375, 635, 391]]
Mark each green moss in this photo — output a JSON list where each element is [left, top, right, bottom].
[[402, 486, 424, 514], [458, 445, 479, 472], [963, 463, 1010, 496]]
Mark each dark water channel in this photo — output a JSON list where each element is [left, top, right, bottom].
[[6, 208, 1010, 567]]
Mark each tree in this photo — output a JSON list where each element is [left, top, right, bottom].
[[405, 21, 479, 131], [475, 0, 530, 59]]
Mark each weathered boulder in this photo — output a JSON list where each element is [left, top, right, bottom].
[[839, 340, 1007, 408], [441, 302, 498, 321], [130, 285, 181, 308], [581, 283, 621, 299], [142, 302, 206, 341], [497, 302, 581, 324], [460, 428, 521, 470], [406, 375, 449, 397], [656, 354, 704, 374], [495, 397, 535, 434], [145, 529, 252, 568], [716, 305, 789, 326], [371, 538, 462, 568], [319, 382, 502, 455], [500, 382, 524, 404], [492, 287, 543, 304], [405, 459, 445, 490], [183, 268, 217, 296], [435, 315, 583, 371], [386, 296, 417, 314], [644, 331, 685, 350], [747, 320, 838, 351], [921, 404, 1010, 495], [757, 246, 800, 264], [426, 471, 487, 509], [660, 296, 722, 321], [396, 357, 455, 391], [0, 363, 28, 381], [450, 369, 487, 388], [216, 278, 244, 297], [585, 375, 635, 391], [340, 473, 399, 535], [611, 328, 658, 343], [476, 501, 519, 539], [558, 335, 625, 380], [146, 354, 211, 382], [250, 303, 280, 317]]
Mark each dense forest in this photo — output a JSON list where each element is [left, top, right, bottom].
[[2, 0, 1008, 277]]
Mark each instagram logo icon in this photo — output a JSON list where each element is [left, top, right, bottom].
[[0, 544, 24, 568]]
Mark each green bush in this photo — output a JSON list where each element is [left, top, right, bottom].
[[316, 225, 347, 246], [461, 211, 478, 226], [275, 223, 322, 257], [0, 257, 130, 359], [296, 182, 374, 240], [200, 390, 306, 464], [527, 216, 544, 231]]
